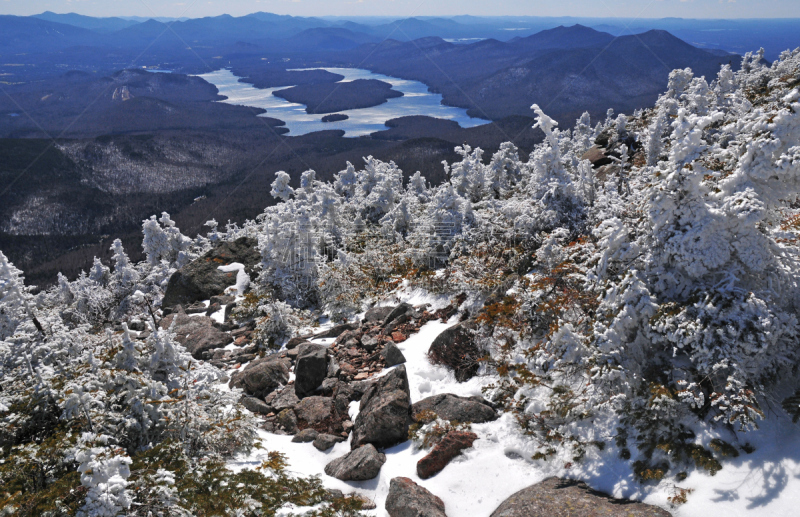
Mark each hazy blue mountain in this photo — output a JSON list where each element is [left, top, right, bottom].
[[281, 28, 379, 51], [33, 11, 139, 32], [0, 15, 97, 53]]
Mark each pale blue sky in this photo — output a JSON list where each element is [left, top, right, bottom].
[[1, 0, 798, 19]]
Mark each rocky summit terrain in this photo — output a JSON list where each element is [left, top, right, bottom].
[[146, 239, 672, 516]]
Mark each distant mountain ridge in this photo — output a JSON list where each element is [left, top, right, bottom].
[[341, 25, 739, 122], [33, 11, 139, 32]]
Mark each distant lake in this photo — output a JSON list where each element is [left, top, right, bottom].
[[198, 68, 490, 137]]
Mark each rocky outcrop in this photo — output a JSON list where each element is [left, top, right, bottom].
[[162, 237, 259, 308], [489, 478, 672, 517], [428, 320, 482, 382], [412, 394, 497, 423], [160, 312, 232, 359], [228, 356, 290, 399], [351, 365, 413, 449], [417, 430, 477, 479], [294, 343, 329, 397], [385, 477, 447, 517], [324, 444, 386, 481]]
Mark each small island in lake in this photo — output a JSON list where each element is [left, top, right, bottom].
[[321, 113, 349, 123], [273, 79, 403, 114]]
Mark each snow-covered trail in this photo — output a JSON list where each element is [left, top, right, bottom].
[[225, 310, 800, 517]]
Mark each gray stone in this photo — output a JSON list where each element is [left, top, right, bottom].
[[295, 343, 329, 397], [313, 433, 346, 451], [240, 395, 272, 415], [291, 428, 319, 443], [490, 477, 672, 517], [160, 313, 233, 360], [381, 342, 407, 367], [385, 477, 447, 517], [383, 303, 412, 327], [360, 334, 380, 351], [324, 444, 386, 481], [363, 306, 394, 324], [277, 409, 298, 434], [162, 237, 260, 308], [271, 387, 300, 412], [228, 356, 291, 398], [294, 396, 333, 426], [351, 365, 412, 449], [412, 394, 497, 423]]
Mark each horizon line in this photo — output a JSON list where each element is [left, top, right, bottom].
[[9, 11, 800, 22]]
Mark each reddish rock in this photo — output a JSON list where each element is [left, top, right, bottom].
[[235, 336, 249, 346], [391, 331, 408, 343], [416, 430, 478, 479]]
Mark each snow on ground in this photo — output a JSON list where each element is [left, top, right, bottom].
[[223, 292, 800, 516]]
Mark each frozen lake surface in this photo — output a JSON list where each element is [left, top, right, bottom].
[[198, 67, 490, 137]]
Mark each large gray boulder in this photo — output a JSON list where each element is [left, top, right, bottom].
[[160, 313, 232, 359], [385, 477, 447, 517], [324, 444, 386, 481], [428, 320, 482, 382], [294, 343, 329, 397], [490, 478, 672, 517], [229, 356, 290, 399], [351, 365, 412, 449], [162, 237, 260, 308], [412, 394, 497, 423]]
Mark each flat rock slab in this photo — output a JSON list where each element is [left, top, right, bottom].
[[412, 393, 497, 423], [240, 395, 272, 415], [162, 237, 259, 308], [386, 477, 447, 517], [160, 313, 232, 359], [490, 477, 672, 517], [417, 430, 477, 479], [324, 444, 386, 481], [229, 356, 291, 399]]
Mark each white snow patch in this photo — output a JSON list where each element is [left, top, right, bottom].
[[218, 262, 250, 295]]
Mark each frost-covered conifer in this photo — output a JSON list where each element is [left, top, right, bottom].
[[0, 251, 35, 339], [142, 212, 194, 268]]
